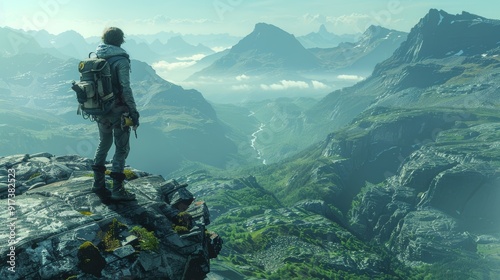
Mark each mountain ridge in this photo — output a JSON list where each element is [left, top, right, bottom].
[[379, 9, 500, 67]]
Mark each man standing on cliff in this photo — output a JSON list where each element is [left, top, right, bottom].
[[90, 27, 139, 201]]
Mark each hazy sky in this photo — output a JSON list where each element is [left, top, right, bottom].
[[1, 0, 499, 38]]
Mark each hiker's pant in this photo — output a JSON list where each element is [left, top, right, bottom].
[[93, 111, 130, 173]]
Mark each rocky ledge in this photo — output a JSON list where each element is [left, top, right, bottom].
[[0, 153, 222, 280]]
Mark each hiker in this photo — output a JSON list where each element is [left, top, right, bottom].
[[90, 27, 140, 201]]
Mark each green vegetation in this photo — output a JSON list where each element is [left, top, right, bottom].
[[204, 106, 500, 279], [123, 169, 138, 180], [413, 255, 500, 280], [253, 144, 341, 206], [130, 226, 159, 251], [172, 211, 192, 234], [79, 211, 93, 216], [28, 172, 41, 180], [103, 169, 137, 180], [188, 176, 281, 211], [98, 218, 128, 252]]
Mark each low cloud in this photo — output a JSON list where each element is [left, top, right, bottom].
[[211, 46, 230, 52], [236, 74, 250, 81], [152, 60, 196, 71], [176, 54, 206, 61], [311, 80, 329, 89], [260, 80, 309, 91], [337, 74, 365, 81]]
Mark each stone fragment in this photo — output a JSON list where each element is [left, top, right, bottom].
[[113, 245, 136, 259]]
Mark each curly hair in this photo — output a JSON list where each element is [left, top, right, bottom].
[[101, 27, 125, 47]]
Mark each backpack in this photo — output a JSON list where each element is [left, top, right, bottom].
[[71, 52, 123, 118]]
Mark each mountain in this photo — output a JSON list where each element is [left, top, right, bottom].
[[124, 36, 214, 64], [310, 9, 500, 128], [309, 25, 408, 75], [239, 107, 500, 278], [191, 23, 321, 78], [161, 36, 214, 57], [387, 9, 500, 64], [202, 26, 407, 164], [181, 9, 500, 278], [119, 39, 162, 64], [0, 27, 64, 58], [297, 24, 359, 48], [186, 23, 408, 103], [127, 31, 241, 51]]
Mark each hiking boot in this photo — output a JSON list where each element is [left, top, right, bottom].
[[110, 172, 135, 201], [111, 187, 136, 201], [91, 165, 111, 198]]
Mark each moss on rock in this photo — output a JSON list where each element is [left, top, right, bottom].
[[77, 241, 106, 277]]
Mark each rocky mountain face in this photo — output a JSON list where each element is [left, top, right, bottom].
[[201, 107, 500, 278], [309, 25, 407, 74], [0, 153, 222, 280], [180, 9, 500, 278], [310, 9, 500, 130], [386, 9, 500, 65], [332, 108, 500, 274]]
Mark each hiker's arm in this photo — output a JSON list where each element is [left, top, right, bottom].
[[116, 59, 138, 113]]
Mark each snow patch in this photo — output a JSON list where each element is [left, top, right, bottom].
[[438, 13, 444, 25]]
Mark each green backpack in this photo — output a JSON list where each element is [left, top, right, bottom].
[[71, 53, 121, 117]]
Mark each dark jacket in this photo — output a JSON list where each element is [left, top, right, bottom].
[[96, 44, 138, 114]]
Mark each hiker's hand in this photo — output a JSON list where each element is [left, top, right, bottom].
[[130, 110, 140, 128]]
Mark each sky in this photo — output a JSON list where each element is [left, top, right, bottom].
[[1, 0, 499, 38]]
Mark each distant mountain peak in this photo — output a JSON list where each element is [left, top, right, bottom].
[[297, 24, 359, 49], [318, 24, 329, 35], [254, 22, 277, 32], [361, 25, 388, 39], [231, 22, 302, 55], [167, 36, 189, 45], [356, 25, 403, 47]]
